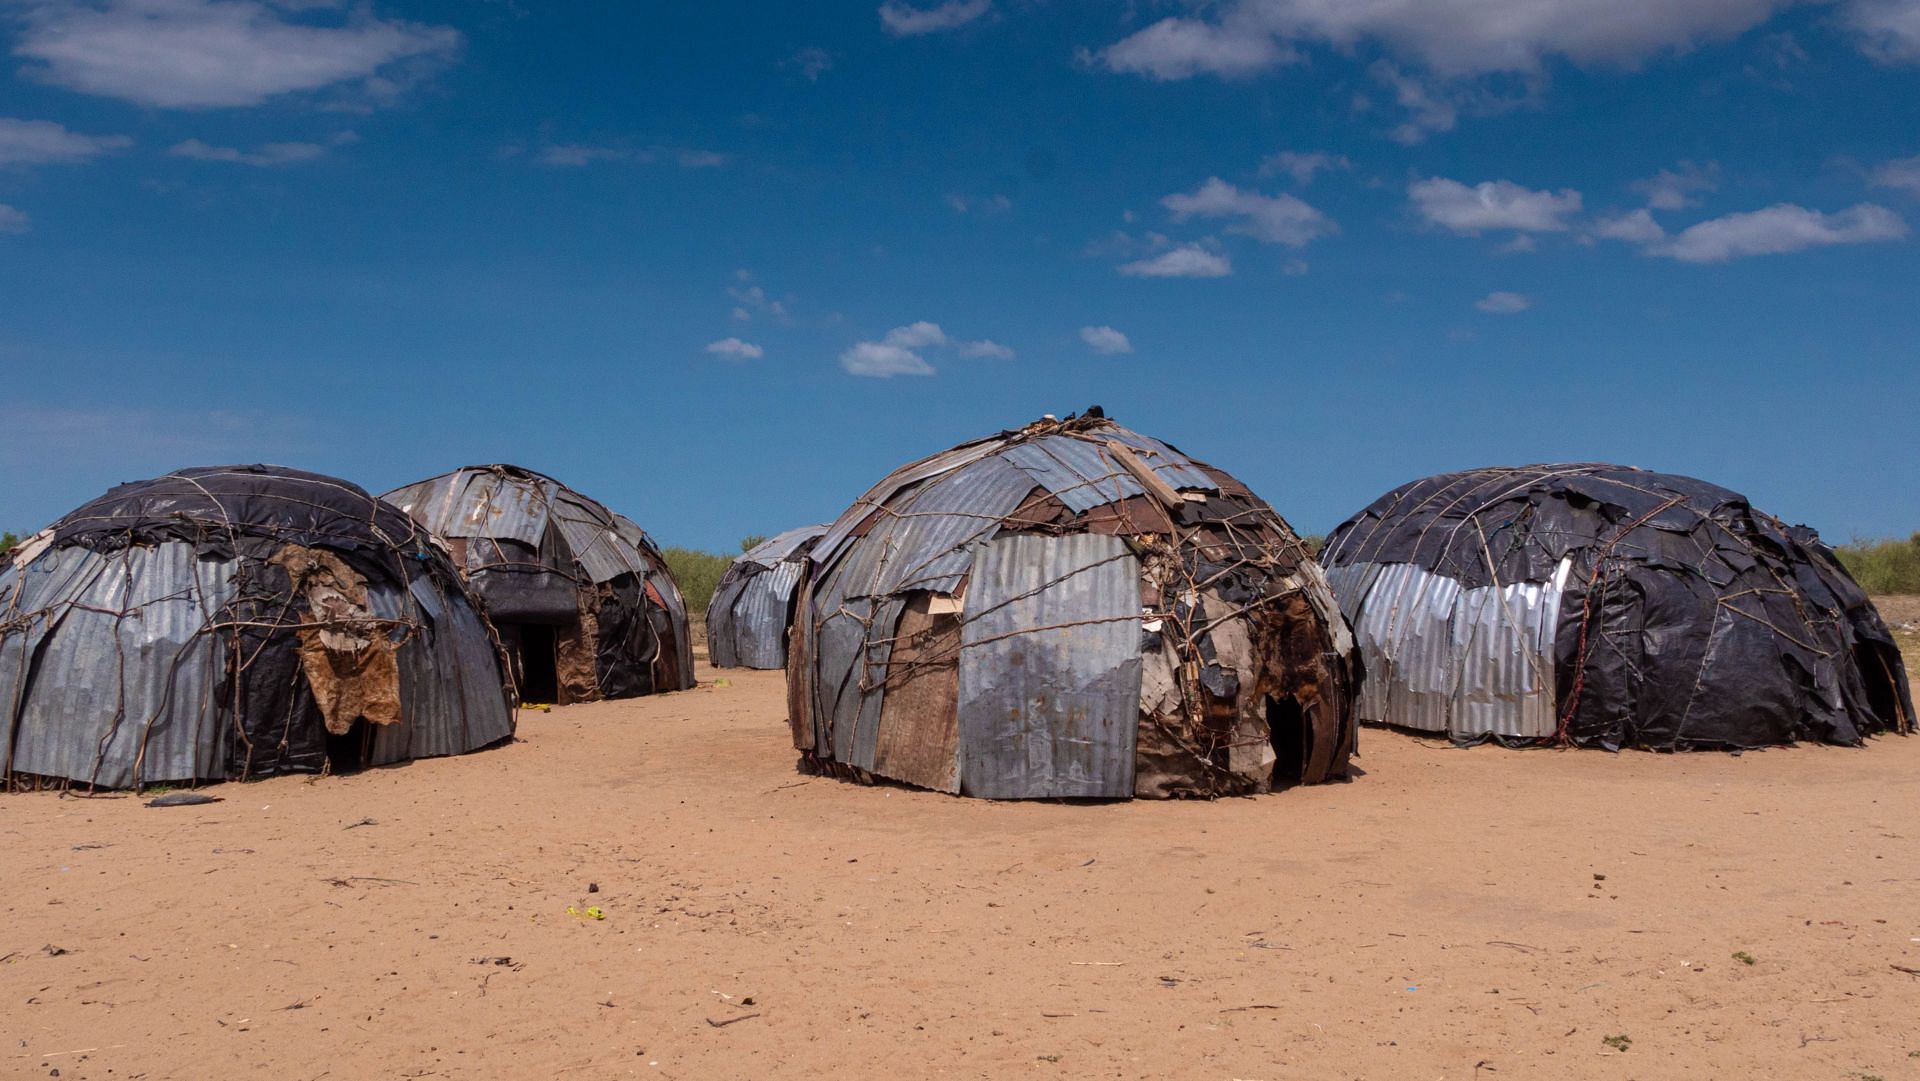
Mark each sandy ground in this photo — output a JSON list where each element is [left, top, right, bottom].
[[4, 659, 1919, 1080]]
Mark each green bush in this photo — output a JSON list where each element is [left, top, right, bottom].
[[661, 546, 735, 618], [0, 531, 17, 559], [1835, 534, 1920, 595]]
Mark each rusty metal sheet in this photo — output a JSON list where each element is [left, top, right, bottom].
[[956, 533, 1143, 799]]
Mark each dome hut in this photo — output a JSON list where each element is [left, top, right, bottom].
[[0, 465, 515, 791], [789, 410, 1357, 800], [707, 524, 827, 670], [383, 465, 693, 704], [1320, 464, 1914, 749]]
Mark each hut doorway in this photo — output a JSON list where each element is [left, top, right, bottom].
[[1268, 694, 1308, 789], [515, 625, 561, 705]]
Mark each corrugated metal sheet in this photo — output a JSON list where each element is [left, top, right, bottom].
[[7, 543, 233, 788], [705, 576, 751, 669], [810, 439, 1008, 566], [367, 579, 516, 764], [740, 523, 828, 566], [845, 455, 1035, 600], [998, 438, 1141, 513], [553, 510, 646, 584], [0, 544, 110, 769], [387, 470, 552, 545], [715, 559, 805, 670], [0, 540, 511, 787], [956, 534, 1143, 799], [1097, 428, 1221, 493], [1326, 559, 1566, 740], [385, 468, 694, 692]]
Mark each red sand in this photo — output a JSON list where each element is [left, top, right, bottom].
[[3, 662, 1917, 1080]]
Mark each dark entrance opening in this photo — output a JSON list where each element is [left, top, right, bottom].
[[326, 718, 371, 772], [1268, 694, 1307, 789], [1857, 643, 1909, 731], [516, 624, 560, 704]]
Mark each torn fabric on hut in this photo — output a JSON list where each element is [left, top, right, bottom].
[[383, 465, 693, 704], [1321, 464, 1914, 749], [789, 410, 1357, 800], [0, 465, 516, 791], [707, 523, 827, 670]]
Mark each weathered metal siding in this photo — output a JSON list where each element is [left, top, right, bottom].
[[718, 559, 805, 670], [0, 546, 109, 772], [554, 509, 647, 584], [386, 470, 553, 545], [7, 543, 233, 788], [367, 578, 516, 764], [741, 524, 828, 565], [1325, 560, 1566, 740], [0, 542, 511, 787], [705, 575, 751, 669], [956, 534, 1143, 799], [1089, 428, 1220, 493], [810, 439, 1007, 566], [810, 592, 901, 770], [386, 469, 694, 693], [846, 456, 1036, 600], [998, 439, 1139, 512]]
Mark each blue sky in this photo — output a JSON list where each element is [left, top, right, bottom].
[[2, 0, 1918, 550]]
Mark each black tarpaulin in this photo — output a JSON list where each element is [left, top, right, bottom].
[[1323, 463, 1913, 750]]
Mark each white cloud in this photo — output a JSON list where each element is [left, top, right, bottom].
[[1631, 161, 1719, 209], [1846, 0, 1920, 62], [727, 280, 788, 321], [1162, 177, 1336, 246], [1410, 177, 1583, 234], [841, 320, 1011, 375], [168, 137, 329, 166], [946, 192, 1011, 214], [1257, 150, 1350, 185], [0, 117, 131, 166], [788, 46, 833, 81], [1649, 202, 1908, 262], [1591, 208, 1666, 243], [536, 143, 630, 168], [959, 339, 1014, 359], [879, 0, 990, 36], [1475, 290, 1531, 313], [841, 341, 935, 377], [12, 0, 461, 109], [1283, 258, 1309, 275], [532, 144, 726, 169], [1869, 154, 1920, 194], [1090, 13, 1295, 80], [1119, 243, 1233, 277], [1090, 0, 1790, 83], [883, 321, 947, 348], [1372, 61, 1459, 143], [1079, 325, 1133, 354], [705, 337, 764, 361], [0, 204, 28, 234]]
